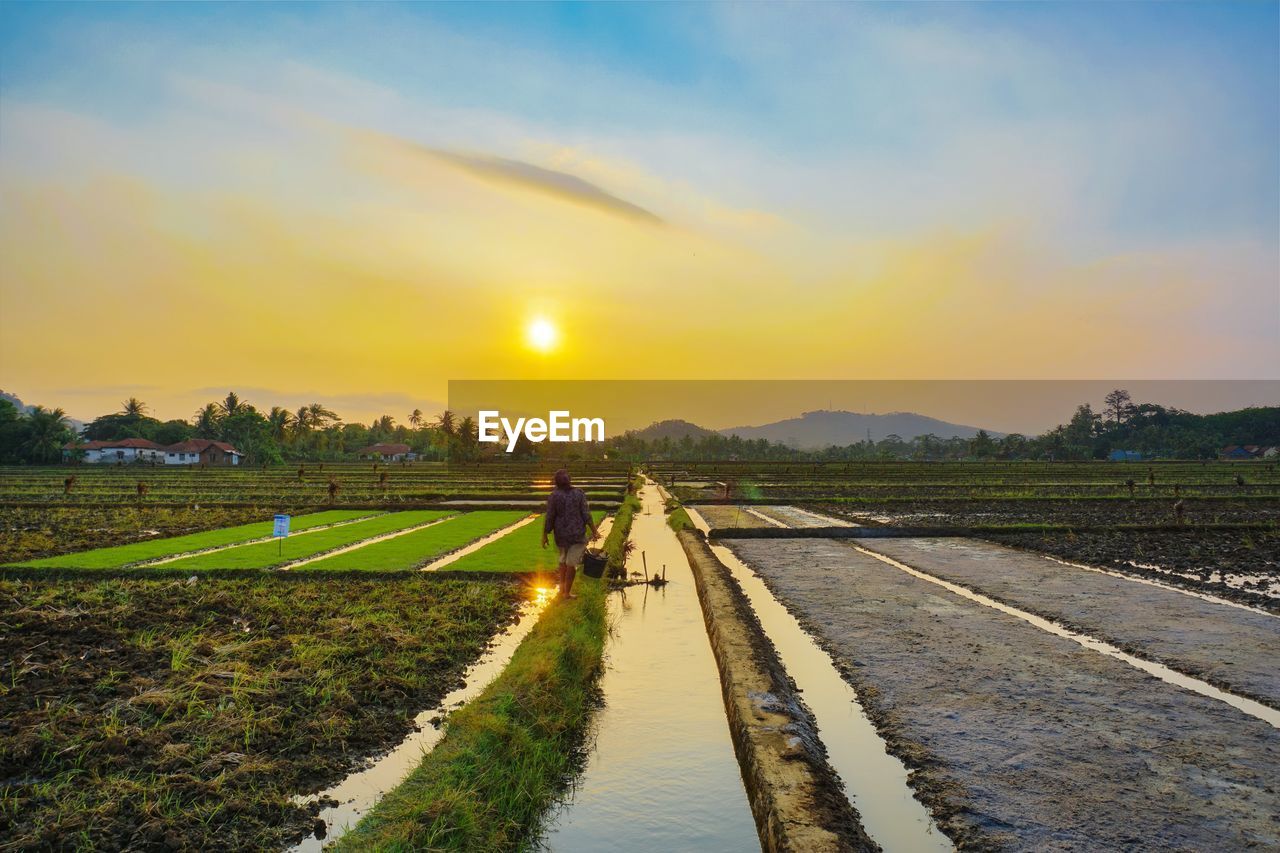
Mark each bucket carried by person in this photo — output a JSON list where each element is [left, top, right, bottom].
[[582, 548, 608, 579]]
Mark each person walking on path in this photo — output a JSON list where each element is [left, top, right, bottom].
[[542, 468, 599, 599]]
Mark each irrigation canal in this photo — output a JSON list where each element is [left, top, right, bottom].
[[537, 483, 759, 851]]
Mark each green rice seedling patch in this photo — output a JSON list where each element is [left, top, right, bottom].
[[443, 511, 606, 573], [160, 511, 449, 570], [10, 510, 375, 569], [297, 511, 530, 571]]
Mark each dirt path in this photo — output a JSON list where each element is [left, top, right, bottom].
[[727, 538, 1280, 851], [862, 537, 1280, 709]]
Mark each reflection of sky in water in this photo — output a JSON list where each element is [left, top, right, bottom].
[[538, 485, 757, 852]]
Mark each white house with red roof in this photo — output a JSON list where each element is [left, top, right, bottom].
[[64, 437, 244, 464], [163, 439, 244, 465], [63, 437, 165, 463]]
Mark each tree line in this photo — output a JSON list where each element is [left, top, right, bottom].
[[0, 389, 1274, 464], [0, 393, 487, 465], [604, 391, 1278, 462]]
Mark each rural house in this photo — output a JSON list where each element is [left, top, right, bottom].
[[1219, 445, 1277, 460], [356, 442, 415, 461], [63, 438, 165, 464], [163, 439, 244, 465], [63, 438, 244, 465]]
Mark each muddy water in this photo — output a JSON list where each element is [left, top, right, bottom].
[[287, 588, 556, 852], [538, 483, 758, 852], [686, 509, 952, 852]]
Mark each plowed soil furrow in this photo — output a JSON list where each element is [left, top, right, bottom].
[[728, 538, 1280, 851]]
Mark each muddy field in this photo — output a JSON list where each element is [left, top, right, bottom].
[[989, 528, 1280, 607], [810, 497, 1280, 527], [863, 537, 1280, 707], [698, 502, 1280, 607], [0, 576, 523, 851], [726, 537, 1280, 850]]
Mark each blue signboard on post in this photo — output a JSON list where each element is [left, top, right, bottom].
[[273, 514, 290, 557]]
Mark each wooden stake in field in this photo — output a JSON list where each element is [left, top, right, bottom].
[[641, 551, 649, 583]]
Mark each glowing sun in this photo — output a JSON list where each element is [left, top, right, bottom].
[[526, 317, 559, 353]]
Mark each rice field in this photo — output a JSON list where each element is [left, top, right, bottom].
[[0, 464, 634, 849], [10, 509, 376, 568], [297, 510, 530, 571], [445, 510, 607, 573]]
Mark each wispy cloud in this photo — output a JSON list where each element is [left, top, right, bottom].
[[410, 143, 663, 225]]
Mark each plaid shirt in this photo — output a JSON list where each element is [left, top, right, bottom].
[[544, 487, 592, 545]]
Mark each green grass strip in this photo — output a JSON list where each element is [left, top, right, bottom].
[[297, 511, 530, 572], [333, 494, 639, 851], [160, 511, 450, 570], [442, 510, 606, 573], [12, 510, 376, 568]]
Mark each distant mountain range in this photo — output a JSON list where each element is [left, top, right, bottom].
[[626, 410, 1001, 448], [627, 419, 720, 441]]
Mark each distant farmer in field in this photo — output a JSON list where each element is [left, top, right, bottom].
[[542, 468, 599, 600]]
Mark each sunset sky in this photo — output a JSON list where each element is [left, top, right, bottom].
[[1, 3, 1276, 424]]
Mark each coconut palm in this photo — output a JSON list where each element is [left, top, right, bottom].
[[217, 392, 247, 418], [23, 406, 72, 463], [409, 409, 423, 429], [120, 397, 148, 417], [193, 403, 220, 437], [375, 415, 396, 434], [292, 406, 312, 437], [268, 407, 294, 442], [436, 410, 456, 437], [306, 403, 338, 429]]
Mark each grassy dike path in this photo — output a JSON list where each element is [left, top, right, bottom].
[[334, 483, 642, 851]]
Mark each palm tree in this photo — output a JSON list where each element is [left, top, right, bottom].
[[306, 403, 338, 429], [292, 406, 312, 438], [268, 407, 294, 442], [375, 415, 396, 434], [193, 403, 220, 437], [217, 392, 246, 418], [409, 409, 423, 429], [120, 397, 148, 417], [23, 406, 72, 463], [436, 410, 456, 437]]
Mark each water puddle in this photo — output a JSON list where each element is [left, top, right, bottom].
[[687, 510, 952, 853], [283, 515, 457, 570], [742, 506, 788, 527], [538, 483, 758, 852], [762, 505, 855, 528], [1043, 555, 1280, 615], [419, 515, 536, 571], [853, 545, 1280, 729], [288, 586, 557, 852]]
